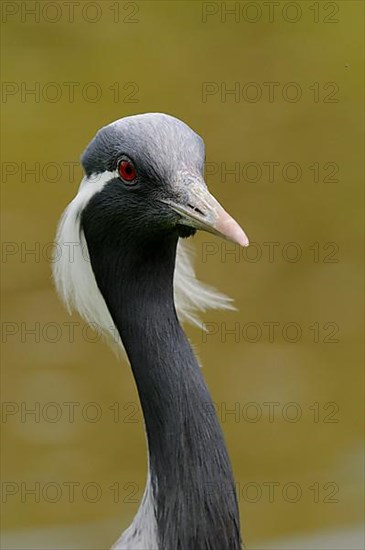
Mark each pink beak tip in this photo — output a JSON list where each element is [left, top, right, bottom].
[[240, 233, 250, 248], [217, 209, 249, 248], [234, 228, 250, 248]]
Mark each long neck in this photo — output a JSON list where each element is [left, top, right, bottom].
[[86, 232, 241, 550]]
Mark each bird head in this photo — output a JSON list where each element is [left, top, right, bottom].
[[54, 113, 249, 338], [79, 113, 249, 247]]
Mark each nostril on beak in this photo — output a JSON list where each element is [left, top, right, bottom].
[[187, 203, 205, 217]]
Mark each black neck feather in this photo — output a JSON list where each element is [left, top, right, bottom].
[[83, 224, 241, 550]]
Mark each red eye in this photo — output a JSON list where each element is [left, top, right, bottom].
[[118, 159, 137, 182]]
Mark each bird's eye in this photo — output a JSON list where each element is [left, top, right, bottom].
[[118, 159, 137, 183]]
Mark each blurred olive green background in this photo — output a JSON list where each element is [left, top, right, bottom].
[[1, 1, 364, 548]]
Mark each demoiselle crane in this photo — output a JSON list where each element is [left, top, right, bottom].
[[53, 113, 249, 550]]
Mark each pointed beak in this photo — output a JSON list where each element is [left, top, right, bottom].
[[162, 175, 249, 247]]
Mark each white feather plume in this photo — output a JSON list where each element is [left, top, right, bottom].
[[52, 174, 234, 349]]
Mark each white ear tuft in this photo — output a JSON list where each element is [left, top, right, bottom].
[[52, 176, 235, 351], [174, 241, 235, 327], [52, 174, 119, 344]]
